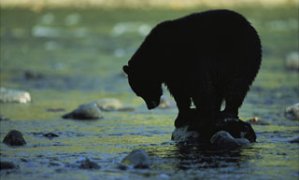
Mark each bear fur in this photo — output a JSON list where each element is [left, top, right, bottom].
[[123, 9, 262, 136]]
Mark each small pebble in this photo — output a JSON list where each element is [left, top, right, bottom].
[[3, 130, 26, 146], [43, 132, 59, 139], [79, 158, 100, 169]]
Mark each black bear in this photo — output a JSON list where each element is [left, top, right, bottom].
[[123, 10, 261, 137]]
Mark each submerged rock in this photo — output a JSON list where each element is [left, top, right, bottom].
[[0, 161, 17, 170], [121, 149, 151, 169], [3, 130, 26, 146], [62, 103, 103, 120], [284, 103, 299, 120], [285, 52, 299, 71], [79, 158, 100, 169], [210, 131, 250, 149], [0, 87, 31, 103]]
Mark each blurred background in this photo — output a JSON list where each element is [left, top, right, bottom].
[[0, 0, 298, 179], [0, 0, 298, 118]]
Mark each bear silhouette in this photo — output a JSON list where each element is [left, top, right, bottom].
[[123, 9, 262, 135]]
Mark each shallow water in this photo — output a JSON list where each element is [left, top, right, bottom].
[[1, 6, 299, 179]]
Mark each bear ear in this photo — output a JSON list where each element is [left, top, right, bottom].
[[123, 65, 130, 74]]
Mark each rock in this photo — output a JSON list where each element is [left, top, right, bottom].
[[289, 136, 299, 143], [210, 131, 250, 149], [284, 103, 299, 120], [24, 70, 44, 80], [43, 132, 59, 139], [0, 87, 31, 103], [62, 103, 103, 120], [215, 118, 256, 142], [285, 52, 299, 71], [171, 126, 200, 143], [3, 130, 26, 146], [0, 161, 17, 170], [121, 149, 151, 169], [93, 98, 123, 111], [79, 158, 100, 169]]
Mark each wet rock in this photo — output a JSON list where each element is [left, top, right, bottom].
[[0, 87, 31, 103], [93, 98, 123, 111], [285, 52, 299, 71], [62, 103, 103, 120], [289, 136, 299, 143], [215, 118, 256, 142], [3, 130, 26, 146], [210, 131, 250, 149], [284, 103, 299, 120], [43, 132, 59, 139], [24, 70, 44, 80], [171, 126, 200, 143], [121, 149, 151, 169], [79, 158, 100, 169], [0, 161, 17, 170]]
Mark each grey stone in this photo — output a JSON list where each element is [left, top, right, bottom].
[[210, 131, 250, 149], [121, 149, 151, 169], [171, 126, 200, 142], [3, 130, 26, 146], [285, 103, 299, 120], [62, 103, 103, 120]]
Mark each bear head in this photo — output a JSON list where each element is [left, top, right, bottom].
[[123, 65, 162, 109]]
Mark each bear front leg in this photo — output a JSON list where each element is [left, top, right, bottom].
[[223, 78, 250, 118], [173, 95, 192, 128]]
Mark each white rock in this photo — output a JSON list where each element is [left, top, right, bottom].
[[0, 87, 31, 103]]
